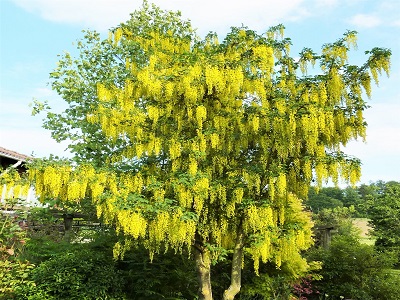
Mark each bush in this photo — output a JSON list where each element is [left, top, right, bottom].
[[0, 203, 35, 299], [367, 181, 400, 266], [21, 248, 125, 300], [117, 246, 198, 300], [308, 234, 400, 300]]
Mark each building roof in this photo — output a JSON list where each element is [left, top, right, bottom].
[[0, 147, 32, 162]]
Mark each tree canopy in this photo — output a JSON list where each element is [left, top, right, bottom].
[[367, 181, 400, 265], [28, 3, 391, 299]]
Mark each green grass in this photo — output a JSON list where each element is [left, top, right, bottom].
[[352, 218, 376, 245]]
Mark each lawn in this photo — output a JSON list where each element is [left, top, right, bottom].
[[352, 218, 376, 245]]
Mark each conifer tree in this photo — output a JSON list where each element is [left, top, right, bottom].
[[29, 3, 391, 299]]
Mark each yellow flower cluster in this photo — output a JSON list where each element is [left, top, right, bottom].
[[205, 66, 225, 94], [29, 163, 121, 205], [188, 157, 198, 176], [246, 193, 313, 273], [147, 106, 160, 125], [322, 45, 349, 68], [250, 115, 260, 132], [315, 163, 329, 186], [210, 133, 219, 149], [195, 105, 207, 129], [117, 210, 147, 239], [1, 169, 30, 201], [370, 56, 391, 85], [175, 184, 193, 208], [30, 164, 73, 202], [167, 210, 196, 251], [244, 205, 274, 233], [169, 139, 182, 160], [208, 183, 227, 205], [242, 171, 261, 196], [90, 171, 107, 200], [145, 210, 196, 253], [327, 68, 343, 103], [97, 83, 113, 102], [113, 27, 123, 45]]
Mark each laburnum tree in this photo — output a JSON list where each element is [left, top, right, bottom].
[[29, 3, 391, 299]]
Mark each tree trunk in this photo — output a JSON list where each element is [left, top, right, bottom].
[[194, 244, 213, 300], [223, 228, 245, 300]]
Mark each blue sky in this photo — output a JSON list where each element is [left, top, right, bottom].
[[0, 0, 399, 184]]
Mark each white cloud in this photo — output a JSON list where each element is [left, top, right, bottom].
[[392, 19, 400, 27], [378, 0, 400, 11], [348, 13, 382, 28], [164, 0, 307, 35], [12, 0, 137, 31], [12, 0, 307, 34], [315, 0, 339, 8]]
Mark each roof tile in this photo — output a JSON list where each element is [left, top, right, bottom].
[[0, 147, 32, 162]]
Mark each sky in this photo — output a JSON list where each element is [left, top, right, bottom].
[[0, 0, 399, 184]]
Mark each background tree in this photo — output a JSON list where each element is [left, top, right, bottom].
[[342, 185, 366, 216], [367, 181, 400, 266], [308, 234, 400, 300], [307, 205, 400, 300], [313, 206, 356, 236], [306, 187, 344, 211], [30, 3, 391, 299]]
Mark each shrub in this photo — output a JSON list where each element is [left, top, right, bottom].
[[308, 234, 400, 300], [23, 248, 125, 300], [0, 203, 35, 299]]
